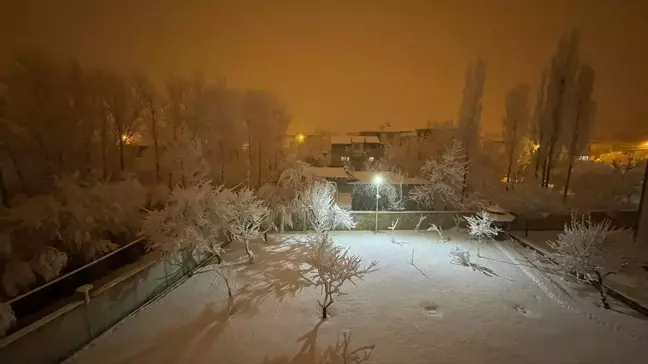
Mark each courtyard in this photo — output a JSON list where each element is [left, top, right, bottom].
[[66, 231, 648, 364]]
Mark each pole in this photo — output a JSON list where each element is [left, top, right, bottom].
[[635, 160, 648, 241], [375, 184, 380, 232]]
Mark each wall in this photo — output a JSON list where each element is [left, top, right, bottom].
[[0, 249, 213, 364], [509, 210, 638, 232], [287, 210, 472, 231], [286, 210, 639, 233]]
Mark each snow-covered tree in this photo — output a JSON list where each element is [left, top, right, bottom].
[[503, 83, 530, 188], [563, 63, 596, 200], [258, 160, 321, 232], [0, 303, 15, 337], [449, 247, 471, 267], [300, 181, 355, 234], [298, 234, 377, 319], [143, 182, 228, 262], [546, 216, 627, 309], [161, 127, 210, 189], [410, 140, 467, 209], [223, 188, 269, 264], [464, 212, 502, 256]]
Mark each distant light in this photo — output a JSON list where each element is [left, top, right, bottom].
[[373, 175, 384, 185], [296, 133, 305, 144], [242, 142, 250, 151], [578, 155, 589, 161], [642, 141, 648, 149], [368, 156, 375, 162]]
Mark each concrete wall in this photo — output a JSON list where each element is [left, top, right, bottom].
[[286, 210, 472, 231], [0, 249, 213, 364]]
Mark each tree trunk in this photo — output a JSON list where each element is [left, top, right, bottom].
[[563, 158, 574, 202], [505, 149, 514, 190], [8, 148, 28, 196], [257, 142, 262, 187], [219, 142, 224, 184], [101, 115, 108, 180], [321, 294, 333, 319], [594, 270, 610, 309], [118, 135, 125, 172], [150, 99, 161, 183], [0, 167, 9, 208], [244, 239, 255, 264]]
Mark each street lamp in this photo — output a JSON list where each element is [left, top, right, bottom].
[[372, 174, 384, 232]]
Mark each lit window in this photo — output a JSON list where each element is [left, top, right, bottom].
[[341, 156, 349, 162], [368, 156, 375, 162], [578, 156, 589, 161]]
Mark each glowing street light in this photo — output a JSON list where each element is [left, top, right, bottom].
[[373, 174, 384, 232], [295, 133, 305, 144]]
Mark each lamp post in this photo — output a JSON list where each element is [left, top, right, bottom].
[[373, 175, 384, 233]]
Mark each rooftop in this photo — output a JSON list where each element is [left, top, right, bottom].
[[330, 135, 381, 145]]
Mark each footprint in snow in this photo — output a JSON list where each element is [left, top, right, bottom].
[[420, 301, 443, 318], [512, 304, 541, 318]]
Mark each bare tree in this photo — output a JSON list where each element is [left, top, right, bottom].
[[563, 63, 595, 201], [298, 234, 377, 319], [546, 216, 628, 309], [102, 74, 144, 172], [502, 84, 530, 188], [458, 58, 486, 196], [135, 77, 162, 183], [538, 30, 581, 188]]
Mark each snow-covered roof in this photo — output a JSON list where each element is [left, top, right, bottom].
[[308, 167, 353, 179], [330, 135, 381, 145]]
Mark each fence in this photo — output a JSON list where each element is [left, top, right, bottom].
[[0, 244, 214, 364], [285, 210, 473, 231], [284, 210, 639, 233]]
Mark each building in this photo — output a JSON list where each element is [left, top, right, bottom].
[[329, 135, 383, 169]]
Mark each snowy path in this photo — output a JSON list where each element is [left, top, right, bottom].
[[67, 231, 648, 364]]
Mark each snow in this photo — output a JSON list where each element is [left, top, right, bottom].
[[66, 231, 648, 364]]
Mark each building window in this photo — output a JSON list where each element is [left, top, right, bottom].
[[341, 156, 350, 162], [578, 155, 589, 161]]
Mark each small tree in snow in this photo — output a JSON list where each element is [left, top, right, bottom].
[[449, 247, 471, 267], [546, 216, 627, 309], [410, 140, 467, 210], [388, 219, 398, 243], [300, 181, 355, 234], [464, 212, 502, 256], [298, 234, 377, 319], [0, 303, 15, 337], [224, 188, 269, 264], [427, 223, 446, 242]]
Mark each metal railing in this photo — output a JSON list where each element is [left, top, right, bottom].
[[5, 236, 145, 306]]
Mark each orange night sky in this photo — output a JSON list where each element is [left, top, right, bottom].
[[1, 0, 647, 140]]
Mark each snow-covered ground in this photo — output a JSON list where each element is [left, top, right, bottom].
[[67, 231, 648, 364], [513, 230, 648, 313]]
